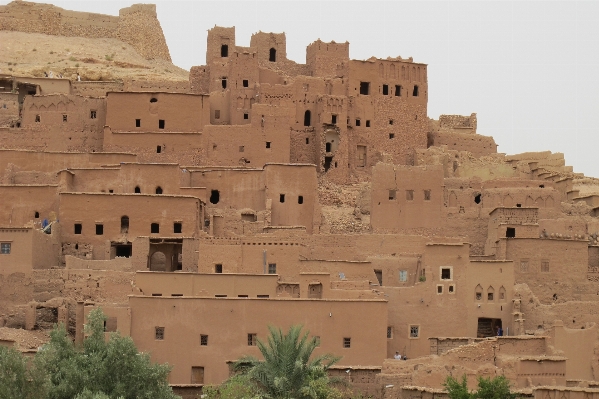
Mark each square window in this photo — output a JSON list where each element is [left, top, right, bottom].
[[359, 82, 370, 95], [448, 285, 455, 293], [90, 110, 97, 119], [244, 113, 249, 120], [406, 190, 414, 201], [409, 325, 419, 338], [441, 268, 451, 280], [151, 223, 160, 234], [174, 222, 182, 234], [215, 264, 223, 273], [506, 227, 516, 238], [74, 223, 82, 235], [387, 326, 393, 339], [104, 317, 117, 332], [248, 333, 257, 346], [476, 292, 482, 300], [135, 119, 141, 127], [541, 261, 549, 272], [488, 293, 494, 301], [424, 190, 431, 201], [215, 110, 221, 119], [243, 79, 249, 87], [382, 84, 389, 95], [268, 263, 277, 274], [95, 224, 103, 235], [0, 243, 11, 254], [389, 133, 394, 139], [389, 190, 396, 200], [159, 120, 165, 129], [62, 114, 67, 122], [437, 285, 443, 294], [35, 114, 40, 122], [366, 120, 371, 127], [266, 141, 271, 148], [155, 327, 164, 340], [343, 337, 351, 348], [355, 119, 361, 126], [399, 270, 407, 282], [200, 334, 208, 346]]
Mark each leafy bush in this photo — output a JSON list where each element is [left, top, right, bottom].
[[444, 375, 518, 399], [0, 345, 47, 399]]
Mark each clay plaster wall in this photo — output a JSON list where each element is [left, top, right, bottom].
[[0, 93, 19, 127], [0, 185, 59, 226]]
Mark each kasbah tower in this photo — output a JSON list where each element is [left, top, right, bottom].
[[1, 1, 599, 397]]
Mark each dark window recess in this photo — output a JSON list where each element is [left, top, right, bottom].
[[395, 85, 401, 96], [441, 268, 451, 280], [506, 227, 516, 238], [244, 113, 249, 120], [215, 110, 220, 119], [159, 120, 165, 129], [248, 333, 257, 346], [134, 186, 141, 194], [366, 120, 371, 127], [269, 48, 276, 62], [200, 334, 208, 345], [135, 119, 141, 127], [474, 194, 481, 204], [155, 327, 164, 340], [210, 190, 220, 204], [424, 190, 431, 201], [156, 145, 162, 153], [151, 223, 160, 234], [150, 98, 158, 103], [221, 44, 228, 57], [62, 114, 67, 122], [268, 263, 277, 274], [215, 264, 223, 273], [331, 114, 337, 125], [120, 216, 129, 233], [242, 79, 249, 87], [155, 187, 163, 195], [304, 110, 311, 126], [95, 224, 103, 235], [326, 143, 331, 152], [298, 196, 304, 204], [74, 224, 82, 235], [356, 119, 361, 127], [35, 115, 40, 122], [324, 156, 332, 172], [413, 85, 419, 96], [343, 337, 351, 348], [280, 194, 285, 203], [306, 138, 310, 144], [90, 110, 97, 119], [115, 244, 132, 257], [389, 133, 394, 139], [266, 142, 271, 149], [34, 212, 39, 218], [389, 119, 394, 125], [360, 82, 370, 95], [174, 222, 182, 234], [382, 84, 389, 95], [221, 79, 227, 89]]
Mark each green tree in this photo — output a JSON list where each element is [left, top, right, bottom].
[[443, 375, 471, 399], [233, 325, 341, 399], [202, 374, 262, 399], [37, 308, 179, 399], [444, 375, 518, 399], [0, 345, 47, 399]]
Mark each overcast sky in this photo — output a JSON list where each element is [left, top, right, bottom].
[[3, 1, 599, 178]]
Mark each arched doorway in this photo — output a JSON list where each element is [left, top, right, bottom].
[[150, 251, 166, 271]]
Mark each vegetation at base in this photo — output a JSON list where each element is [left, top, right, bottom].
[[0, 308, 178, 399], [444, 375, 518, 399], [204, 325, 342, 399]]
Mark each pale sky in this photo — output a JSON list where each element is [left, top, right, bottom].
[[3, 1, 599, 178]]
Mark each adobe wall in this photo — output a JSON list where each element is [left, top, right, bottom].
[[128, 296, 387, 384], [0, 93, 19, 127], [306, 40, 350, 79], [0, 1, 171, 61], [0, 228, 34, 274], [0, 185, 59, 226], [427, 131, 497, 157], [550, 321, 598, 381], [71, 81, 124, 97]]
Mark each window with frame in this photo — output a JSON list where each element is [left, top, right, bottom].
[[268, 263, 277, 274], [409, 325, 419, 338], [520, 260, 529, 272], [90, 110, 97, 119], [248, 333, 257, 346], [0, 243, 10, 254], [343, 337, 351, 348], [541, 260, 549, 272], [200, 334, 208, 346], [441, 267, 452, 280], [424, 190, 431, 201], [387, 326, 393, 339], [406, 190, 414, 201], [399, 270, 407, 282], [155, 327, 164, 340]]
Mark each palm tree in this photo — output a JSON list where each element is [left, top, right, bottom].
[[233, 325, 341, 399]]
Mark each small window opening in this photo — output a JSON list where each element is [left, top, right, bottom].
[[326, 143, 332, 152], [95, 224, 103, 235], [359, 82, 370, 95], [135, 119, 141, 127], [324, 156, 332, 172], [155, 187, 163, 195], [474, 194, 481, 204], [441, 268, 451, 280], [155, 327, 164, 340], [268, 263, 277, 274], [200, 334, 208, 345], [242, 79, 249, 87], [150, 98, 158, 103], [366, 120, 371, 127], [298, 196, 304, 204], [35, 115, 40, 122], [215, 110, 220, 119], [248, 333, 257, 346], [134, 186, 141, 194], [516, 203, 522, 207], [215, 264, 223, 273], [488, 292, 494, 301], [221, 44, 228, 57], [449, 285, 455, 293], [406, 190, 414, 201], [539, 184, 545, 188], [210, 190, 220, 204], [34, 211, 39, 218], [331, 114, 337, 125], [305, 138, 310, 144], [389, 133, 395, 139], [395, 85, 401, 96], [389, 119, 394, 125], [389, 190, 396, 200], [413, 85, 419, 96], [74, 223, 82, 235], [0, 243, 11, 254], [243, 113, 249, 120], [506, 227, 516, 238], [280, 194, 285, 203], [156, 145, 162, 153], [269, 48, 277, 62], [437, 285, 443, 294], [159, 120, 165, 129], [90, 110, 97, 119], [266, 141, 271, 148], [221, 78, 227, 89], [151, 223, 160, 234], [304, 110, 311, 126], [387, 327, 393, 339], [120, 216, 129, 233], [410, 326, 419, 338], [424, 190, 431, 201], [356, 119, 361, 126], [476, 292, 482, 300], [174, 222, 182, 234], [382, 84, 389, 95], [62, 114, 67, 122], [343, 337, 351, 348]]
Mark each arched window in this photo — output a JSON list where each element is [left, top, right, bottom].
[[134, 186, 141, 194], [34, 211, 40, 218], [155, 187, 163, 195], [121, 216, 129, 234], [303, 110, 311, 127], [269, 48, 276, 62]]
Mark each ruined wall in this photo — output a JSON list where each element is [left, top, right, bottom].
[[0, 1, 171, 61], [0, 93, 19, 127]]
